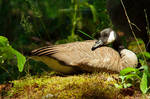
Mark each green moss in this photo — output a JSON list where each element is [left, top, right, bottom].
[[2, 73, 120, 99], [128, 39, 146, 54], [2, 72, 146, 99]]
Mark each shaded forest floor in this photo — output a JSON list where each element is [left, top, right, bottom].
[[0, 72, 149, 99]]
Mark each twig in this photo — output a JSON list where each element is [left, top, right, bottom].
[[144, 9, 150, 49], [120, 0, 147, 64]]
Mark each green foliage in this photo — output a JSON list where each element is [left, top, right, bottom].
[[0, 0, 109, 44], [78, 30, 94, 40], [120, 67, 139, 76], [10, 48, 26, 72], [69, 0, 98, 41], [115, 67, 140, 89], [139, 65, 150, 94], [55, 34, 83, 44], [117, 61, 150, 94], [140, 72, 148, 94], [20, 13, 33, 34], [0, 36, 26, 72], [0, 0, 110, 83], [25, 0, 42, 18], [118, 38, 150, 94], [138, 51, 150, 60]]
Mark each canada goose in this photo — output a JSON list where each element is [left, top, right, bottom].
[[31, 30, 138, 74], [106, 0, 150, 52]]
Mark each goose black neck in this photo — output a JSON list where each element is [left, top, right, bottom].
[[113, 38, 125, 53]]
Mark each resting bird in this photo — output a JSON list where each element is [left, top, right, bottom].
[[31, 29, 138, 74]]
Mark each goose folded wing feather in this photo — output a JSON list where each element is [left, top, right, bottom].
[[32, 40, 129, 72]]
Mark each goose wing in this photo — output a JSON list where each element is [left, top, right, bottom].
[[31, 40, 121, 72]]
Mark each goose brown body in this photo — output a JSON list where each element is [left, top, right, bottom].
[[31, 40, 138, 74]]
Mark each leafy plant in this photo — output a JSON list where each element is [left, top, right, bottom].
[[0, 36, 26, 72], [116, 0, 150, 94], [116, 61, 150, 94], [137, 51, 150, 60], [67, 0, 98, 42]]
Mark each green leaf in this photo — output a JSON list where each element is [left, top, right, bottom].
[[0, 36, 9, 47], [0, 36, 14, 61], [141, 65, 149, 71], [139, 65, 150, 77], [126, 83, 132, 88], [114, 84, 123, 89], [119, 75, 126, 83], [139, 59, 147, 66], [77, 30, 94, 39], [141, 52, 150, 59], [0, 36, 26, 72], [82, 2, 97, 23], [125, 74, 141, 80], [120, 67, 138, 76], [123, 83, 132, 88], [10, 47, 26, 72], [88, 4, 97, 23], [140, 72, 148, 94]]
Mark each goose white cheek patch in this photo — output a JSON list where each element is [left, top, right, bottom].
[[107, 31, 116, 43]]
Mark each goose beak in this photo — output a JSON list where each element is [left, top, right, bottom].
[[91, 39, 104, 51]]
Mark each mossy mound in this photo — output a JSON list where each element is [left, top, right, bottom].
[[0, 72, 148, 99]]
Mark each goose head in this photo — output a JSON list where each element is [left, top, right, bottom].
[[90, 28, 138, 71], [92, 28, 117, 50]]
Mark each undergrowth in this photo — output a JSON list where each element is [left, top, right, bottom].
[[115, 0, 150, 94]]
